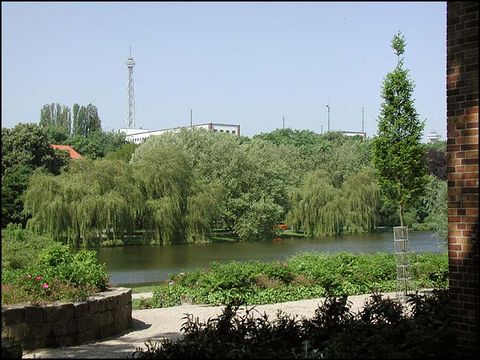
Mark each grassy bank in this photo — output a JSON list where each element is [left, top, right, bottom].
[[135, 252, 447, 309]]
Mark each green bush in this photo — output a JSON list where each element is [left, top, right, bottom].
[[134, 290, 453, 359], [36, 243, 109, 290], [151, 252, 447, 308], [1, 224, 56, 270], [2, 237, 109, 305]]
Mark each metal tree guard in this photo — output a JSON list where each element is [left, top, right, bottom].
[[394, 226, 415, 302]]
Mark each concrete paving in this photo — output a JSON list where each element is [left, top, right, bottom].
[[23, 291, 401, 359]]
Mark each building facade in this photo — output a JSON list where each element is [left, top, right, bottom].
[[119, 122, 241, 144], [446, 2, 479, 357]]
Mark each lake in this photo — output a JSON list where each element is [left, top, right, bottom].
[[96, 231, 446, 286]]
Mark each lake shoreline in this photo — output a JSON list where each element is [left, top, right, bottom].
[[96, 230, 447, 286]]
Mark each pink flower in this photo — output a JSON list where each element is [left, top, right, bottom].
[[42, 283, 49, 289], [35, 276, 42, 281]]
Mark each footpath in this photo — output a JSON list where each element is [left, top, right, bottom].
[[23, 291, 402, 359]]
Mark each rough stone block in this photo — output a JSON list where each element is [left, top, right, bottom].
[[88, 299, 100, 314], [1, 306, 25, 326], [52, 320, 75, 337], [7, 323, 27, 341], [57, 335, 75, 347], [23, 306, 44, 325], [99, 310, 113, 327], [76, 315, 91, 333], [43, 303, 75, 323], [76, 330, 95, 345], [26, 321, 52, 339], [106, 295, 119, 310], [98, 298, 108, 313], [73, 301, 89, 318]]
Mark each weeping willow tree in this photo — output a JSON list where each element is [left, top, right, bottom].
[[342, 167, 379, 233], [185, 181, 224, 243], [287, 170, 344, 236], [287, 168, 378, 236], [131, 138, 222, 244], [23, 159, 144, 247]]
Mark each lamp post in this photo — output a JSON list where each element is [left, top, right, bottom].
[[326, 103, 330, 132]]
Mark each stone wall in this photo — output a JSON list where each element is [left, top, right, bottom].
[[446, 1, 479, 357], [1, 287, 132, 350]]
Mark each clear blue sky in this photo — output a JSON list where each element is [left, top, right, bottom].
[[2, 2, 446, 140]]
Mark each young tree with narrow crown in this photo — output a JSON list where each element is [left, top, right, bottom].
[[372, 31, 428, 227]]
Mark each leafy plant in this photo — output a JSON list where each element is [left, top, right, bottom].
[[150, 253, 447, 309], [133, 290, 453, 359]]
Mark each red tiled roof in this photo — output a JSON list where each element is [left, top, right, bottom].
[[50, 145, 83, 159]]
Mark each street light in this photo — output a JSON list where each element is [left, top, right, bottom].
[[326, 103, 330, 132]]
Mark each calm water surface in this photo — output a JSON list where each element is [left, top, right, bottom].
[[96, 231, 446, 285]]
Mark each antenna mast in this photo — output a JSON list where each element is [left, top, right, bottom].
[[326, 100, 331, 132], [126, 46, 136, 128], [362, 106, 365, 134]]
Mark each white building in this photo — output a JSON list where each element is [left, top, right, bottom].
[[119, 123, 241, 144], [338, 131, 367, 139], [427, 131, 441, 143]]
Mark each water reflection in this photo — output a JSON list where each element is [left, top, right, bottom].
[[96, 231, 446, 285]]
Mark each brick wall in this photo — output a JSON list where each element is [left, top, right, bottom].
[[447, 2, 479, 357]]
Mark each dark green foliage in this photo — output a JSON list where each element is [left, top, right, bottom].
[[407, 175, 447, 234], [71, 103, 101, 137], [150, 252, 447, 308], [1, 123, 66, 174], [133, 290, 452, 359], [424, 142, 446, 180], [44, 125, 69, 143], [66, 131, 127, 159], [1, 123, 69, 227], [106, 142, 138, 162], [372, 31, 428, 226], [39, 103, 71, 136]]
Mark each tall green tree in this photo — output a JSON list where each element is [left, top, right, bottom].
[[372, 31, 427, 227], [39, 103, 71, 137], [85, 103, 101, 135], [23, 159, 144, 247], [287, 168, 378, 236], [72, 103, 80, 135], [1, 123, 68, 227], [131, 137, 222, 244]]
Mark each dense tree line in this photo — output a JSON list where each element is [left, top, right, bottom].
[[40, 102, 101, 139], [1, 124, 69, 227], [1, 120, 130, 229], [20, 127, 446, 246], [3, 32, 446, 245]]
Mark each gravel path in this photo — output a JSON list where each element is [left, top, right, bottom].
[[23, 291, 401, 359]]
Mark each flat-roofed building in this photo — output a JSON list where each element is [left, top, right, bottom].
[[427, 131, 441, 143], [119, 122, 240, 144], [338, 131, 367, 138]]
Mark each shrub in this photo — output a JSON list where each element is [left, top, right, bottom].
[[133, 290, 453, 359], [150, 252, 447, 309], [1, 240, 109, 305], [1, 224, 56, 270]]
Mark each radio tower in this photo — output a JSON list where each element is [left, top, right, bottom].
[[126, 46, 136, 128]]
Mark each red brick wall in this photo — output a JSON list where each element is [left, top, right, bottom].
[[447, 2, 479, 357]]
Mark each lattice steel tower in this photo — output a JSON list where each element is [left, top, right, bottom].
[[125, 47, 136, 128]]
